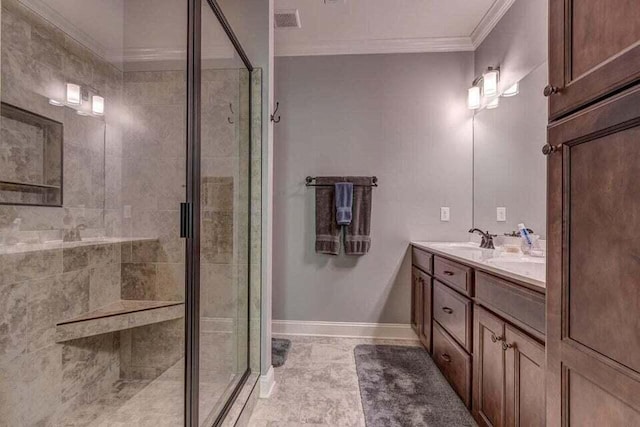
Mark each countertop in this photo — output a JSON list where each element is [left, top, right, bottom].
[[411, 241, 546, 292]]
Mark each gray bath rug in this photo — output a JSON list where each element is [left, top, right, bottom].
[[272, 338, 292, 368], [354, 345, 476, 427]]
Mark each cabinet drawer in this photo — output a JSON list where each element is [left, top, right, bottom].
[[434, 256, 473, 296], [412, 247, 432, 274], [433, 322, 472, 408], [433, 280, 472, 352], [475, 272, 545, 341]]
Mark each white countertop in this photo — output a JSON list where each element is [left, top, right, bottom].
[[411, 241, 546, 292], [0, 237, 156, 255]]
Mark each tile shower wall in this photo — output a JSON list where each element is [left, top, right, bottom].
[[0, 1, 125, 424], [0, 0, 123, 241], [0, 242, 122, 425]]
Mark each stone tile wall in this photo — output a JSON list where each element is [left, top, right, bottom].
[[0, 0, 124, 240], [0, 242, 121, 425]]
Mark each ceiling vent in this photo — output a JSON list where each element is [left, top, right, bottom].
[[275, 9, 301, 29]]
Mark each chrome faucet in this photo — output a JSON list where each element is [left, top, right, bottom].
[[63, 224, 86, 242], [469, 228, 497, 249]]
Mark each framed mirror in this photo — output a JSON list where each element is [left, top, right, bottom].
[[472, 62, 548, 239]]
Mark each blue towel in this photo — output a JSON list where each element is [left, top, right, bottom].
[[335, 182, 353, 226]]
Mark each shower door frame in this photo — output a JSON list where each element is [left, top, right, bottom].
[[185, 0, 255, 426]]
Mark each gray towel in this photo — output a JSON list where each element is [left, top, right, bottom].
[[315, 177, 342, 255], [344, 176, 373, 255], [335, 182, 353, 226]]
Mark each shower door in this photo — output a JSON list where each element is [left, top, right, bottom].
[[185, 0, 256, 425]]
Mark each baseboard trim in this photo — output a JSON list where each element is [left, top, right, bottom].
[[272, 320, 419, 341], [259, 366, 275, 399]]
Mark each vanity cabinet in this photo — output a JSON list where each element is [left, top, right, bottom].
[[473, 307, 545, 427], [473, 307, 505, 427], [412, 265, 432, 352], [548, 0, 640, 120], [411, 245, 546, 421], [411, 267, 422, 334]]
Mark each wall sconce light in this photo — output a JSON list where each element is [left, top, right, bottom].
[[502, 82, 519, 97], [49, 83, 106, 117], [92, 95, 105, 115], [66, 83, 82, 105], [467, 86, 481, 110], [483, 67, 500, 97], [487, 98, 500, 109]]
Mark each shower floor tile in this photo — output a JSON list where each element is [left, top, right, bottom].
[[59, 359, 237, 427]]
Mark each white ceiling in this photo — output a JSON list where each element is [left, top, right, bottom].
[[20, 0, 236, 69], [274, 0, 516, 56]]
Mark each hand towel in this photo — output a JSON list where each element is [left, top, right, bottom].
[[344, 176, 373, 255], [334, 182, 353, 226], [314, 177, 342, 255]]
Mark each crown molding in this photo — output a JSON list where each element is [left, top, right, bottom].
[[275, 36, 475, 57], [19, 0, 109, 59], [470, 0, 517, 49], [275, 0, 516, 57]]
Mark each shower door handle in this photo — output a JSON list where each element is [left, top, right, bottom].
[[180, 202, 193, 238]]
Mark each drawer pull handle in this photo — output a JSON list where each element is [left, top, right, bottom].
[[440, 353, 452, 363], [443, 271, 455, 276], [502, 342, 515, 351], [442, 307, 453, 314], [490, 333, 505, 343]]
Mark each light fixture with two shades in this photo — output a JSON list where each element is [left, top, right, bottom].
[[467, 66, 519, 110], [49, 83, 105, 116]]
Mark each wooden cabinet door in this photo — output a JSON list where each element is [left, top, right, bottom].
[[419, 272, 432, 352], [504, 325, 545, 427], [473, 307, 506, 427], [546, 86, 640, 426], [411, 267, 422, 336], [548, 0, 640, 120]]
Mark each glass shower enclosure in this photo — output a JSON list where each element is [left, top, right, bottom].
[[0, 0, 261, 425]]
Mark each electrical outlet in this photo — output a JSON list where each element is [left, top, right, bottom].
[[440, 207, 450, 222], [123, 205, 132, 219], [497, 207, 507, 222]]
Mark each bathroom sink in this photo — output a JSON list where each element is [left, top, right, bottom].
[[487, 257, 546, 281]]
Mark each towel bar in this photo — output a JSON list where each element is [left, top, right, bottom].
[[305, 176, 378, 187]]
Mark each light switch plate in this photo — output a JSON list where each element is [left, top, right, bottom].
[[440, 207, 450, 222], [497, 207, 507, 222], [123, 205, 132, 219]]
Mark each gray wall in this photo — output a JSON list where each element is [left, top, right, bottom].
[[474, 0, 548, 94], [273, 53, 474, 323]]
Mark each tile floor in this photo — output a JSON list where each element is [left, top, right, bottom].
[[60, 359, 239, 427], [248, 335, 421, 427]]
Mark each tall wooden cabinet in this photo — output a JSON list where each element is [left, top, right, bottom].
[[546, 1, 640, 425], [547, 0, 640, 120]]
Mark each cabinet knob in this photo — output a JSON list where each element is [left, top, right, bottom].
[[442, 307, 454, 314], [490, 333, 505, 343], [440, 353, 452, 363], [502, 342, 515, 351], [443, 271, 455, 276], [542, 144, 560, 156], [543, 85, 561, 97]]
